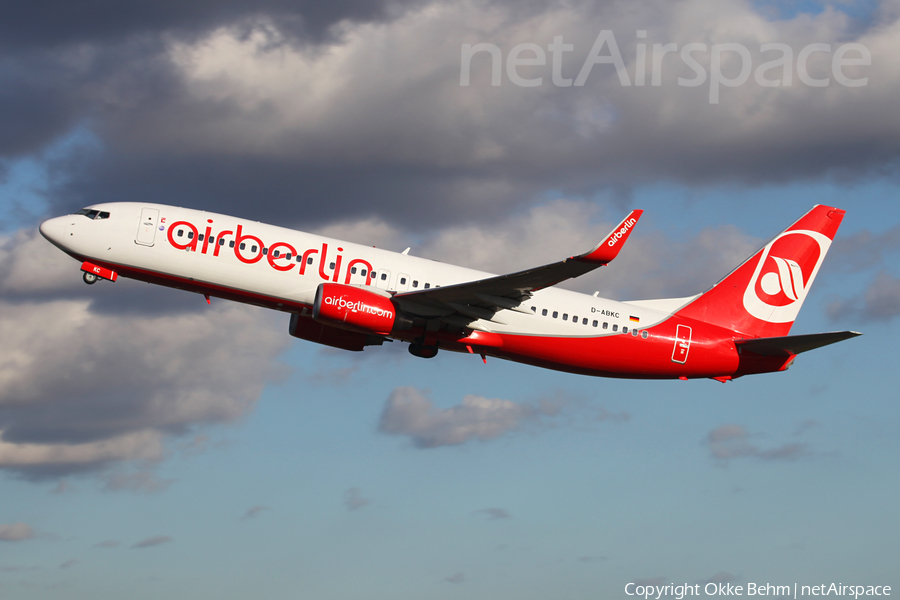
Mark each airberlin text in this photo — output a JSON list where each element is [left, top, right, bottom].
[[625, 582, 890, 599], [608, 217, 637, 247], [166, 219, 375, 286], [324, 295, 394, 319]]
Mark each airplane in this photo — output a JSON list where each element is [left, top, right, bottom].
[[39, 203, 860, 381]]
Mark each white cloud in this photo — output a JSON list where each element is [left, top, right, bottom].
[[707, 424, 807, 464], [378, 386, 562, 448], [0, 522, 35, 542], [0, 229, 291, 479]]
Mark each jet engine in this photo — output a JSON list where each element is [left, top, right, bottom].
[[313, 283, 400, 336]]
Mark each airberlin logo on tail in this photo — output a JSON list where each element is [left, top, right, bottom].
[[607, 218, 637, 247], [742, 230, 831, 324]]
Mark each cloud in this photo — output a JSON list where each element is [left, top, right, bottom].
[[242, 505, 271, 520], [706, 424, 807, 464], [0, 522, 35, 542], [444, 572, 465, 584], [102, 470, 176, 494], [699, 571, 740, 585], [345, 488, 369, 511], [474, 507, 510, 520], [378, 387, 563, 448], [0, 230, 291, 479], [131, 535, 173, 549], [2, 0, 896, 232], [827, 271, 900, 323], [59, 559, 78, 570]]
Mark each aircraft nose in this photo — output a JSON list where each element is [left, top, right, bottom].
[[39, 216, 67, 245]]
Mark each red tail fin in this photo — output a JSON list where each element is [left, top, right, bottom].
[[675, 205, 845, 338]]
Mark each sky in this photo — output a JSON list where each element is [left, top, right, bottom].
[[1, 0, 899, 598]]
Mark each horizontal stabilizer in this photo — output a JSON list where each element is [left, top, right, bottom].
[[735, 331, 861, 357]]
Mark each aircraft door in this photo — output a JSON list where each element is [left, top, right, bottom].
[[671, 324, 692, 364], [135, 208, 159, 246], [396, 273, 410, 292], [375, 270, 391, 290]]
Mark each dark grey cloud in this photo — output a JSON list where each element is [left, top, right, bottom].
[[131, 535, 173, 549], [706, 424, 807, 465], [344, 488, 369, 511], [474, 507, 510, 520], [242, 505, 271, 520], [444, 572, 465, 584], [0, 0, 422, 51], [3, 0, 897, 234]]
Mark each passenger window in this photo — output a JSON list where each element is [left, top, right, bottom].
[[351, 267, 357, 274], [642, 330, 649, 339], [413, 280, 419, 288], [582, 318, 588, 325], [208, 236, 214, 244], [329, 262, 335, 270], [632, 329, 638, 336], [400, 277, 407, 284], [361, 269, 367, 276], [603, 322, 608, 330], [273, 250, 280, 258], [219, 239, 225, 246], [552, 311, 558, 318], [424, 283, 430, 289], [572, 315, 577, 322], [230, 240, 235, 248], [562, 314, 568, 321], [285, 253, 291, 260], [177, 230, 184, 238], [240, 242, 245, 250], [381, 273, 387, 281], [188, 232, 194, 239], [592, 320, 598, 327], [263, 248, 268, 255], [623, 327, 628, 334], [199, 234, 204, 241], [251, 245, 258, 252], [612, 324, 618, 332], [307, 257, 313, 265], [542, 309, 548, 316], [531, 306, 536, 312]]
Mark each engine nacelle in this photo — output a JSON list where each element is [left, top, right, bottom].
[[289, 313, 382, 352], [313, 283, 397, 336]]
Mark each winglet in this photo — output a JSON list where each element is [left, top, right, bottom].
[[576, 210, 643, 264]]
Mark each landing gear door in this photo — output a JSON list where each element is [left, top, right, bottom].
[[671, 324, 692, 364], [135, 208, 159, 246]]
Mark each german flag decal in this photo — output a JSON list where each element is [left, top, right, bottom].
[[629, 315, 640, 323]]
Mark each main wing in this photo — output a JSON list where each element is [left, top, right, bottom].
[[392, 210, 642, 327]]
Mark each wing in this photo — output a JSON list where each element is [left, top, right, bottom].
[[393, 210, 642, 328]]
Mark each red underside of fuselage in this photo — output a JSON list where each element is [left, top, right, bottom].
[[78, 256, 794, 381]]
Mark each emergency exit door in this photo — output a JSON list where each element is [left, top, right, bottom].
[[135, 208, 159, 246], [671, 324, 692, 364]]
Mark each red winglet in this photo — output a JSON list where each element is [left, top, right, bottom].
[[577, 209, 643, 264]]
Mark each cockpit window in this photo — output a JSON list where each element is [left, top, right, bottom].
[[75, 208, 111, 220]]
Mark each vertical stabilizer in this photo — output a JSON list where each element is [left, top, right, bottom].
[[675, 205, 845, 338]]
